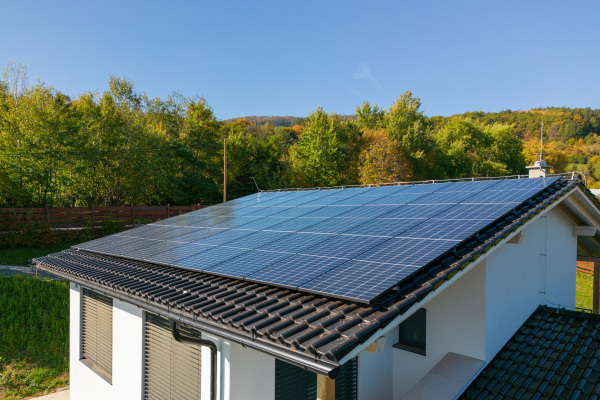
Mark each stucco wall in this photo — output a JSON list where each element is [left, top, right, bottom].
[[69, 284, 143, 400], [390, 260, 486, 399], [485, 209, 576, 360], [229, 343, 275, 400]]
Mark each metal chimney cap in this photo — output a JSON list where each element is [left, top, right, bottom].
[[534, 160, 548, 167]]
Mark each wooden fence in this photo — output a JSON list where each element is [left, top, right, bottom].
[[577, 261, 595, 275], [0, 204, 206, 229]]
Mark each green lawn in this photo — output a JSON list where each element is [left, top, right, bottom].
[[576, 271, 594, 310], [0, 275, 69, 400], [0, 241, 79, 266]]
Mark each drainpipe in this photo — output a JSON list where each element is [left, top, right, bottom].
[[170, 319, 217, 400]]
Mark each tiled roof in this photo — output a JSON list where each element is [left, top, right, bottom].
[[460, 306, 600, 400], [34, 177, 579, 374]]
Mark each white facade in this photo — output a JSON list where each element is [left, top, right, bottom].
[[69, 207, 579, 400], [69, 283, 143, 400]]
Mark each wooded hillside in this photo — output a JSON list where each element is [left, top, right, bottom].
[[1, 61, 597, 208]]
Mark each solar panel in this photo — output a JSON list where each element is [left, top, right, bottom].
[[343, 218, 427, 237], [299, 260, 414, 302], [205, 250, 292, 278], [300, 234, 389, 259], [177, 246, 250, 270], [354, 237, 458, 266], [299, 218, 370, 234], [398, 218, 494, 241], [75, 177, 563, 303], [257, 232, 334, 253], [222, 230, 290, 249], [247, 255, 347, 289]]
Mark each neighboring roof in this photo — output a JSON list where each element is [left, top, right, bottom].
[[72, 177, 562, 304], [35, 176, 582, 376], [460, 306, 600, 400]]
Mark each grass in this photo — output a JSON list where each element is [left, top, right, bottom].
[[576, 271, 594, 310], [0, 241, 80, 266], [0, 275, 69, 399]]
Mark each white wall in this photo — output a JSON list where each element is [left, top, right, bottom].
[[69, 284, 143, 400], [229, 343, 275, 400], [359, 330, 396, 400], [485, 209, 576, 359], [390, 260, 486, 399]]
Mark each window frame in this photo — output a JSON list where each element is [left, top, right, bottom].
[[394, 308, 426, 356], [80, 287, 113, 383]]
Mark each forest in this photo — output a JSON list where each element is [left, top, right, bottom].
[[1, 61, 600, 208]]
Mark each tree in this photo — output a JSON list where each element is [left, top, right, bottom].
[[289, 107, 361, 187], [359, 129, 411, 184], [356, 101, 384, 130]]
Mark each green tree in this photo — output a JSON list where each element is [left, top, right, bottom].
[[289, 107, 361, 187]]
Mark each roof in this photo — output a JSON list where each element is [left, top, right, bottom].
[[460, 306, 600, 400], [34, 176, 583, 376], [70, 177, 563, 304]]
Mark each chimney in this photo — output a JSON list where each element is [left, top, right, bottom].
[[527, 160, 553, 178]]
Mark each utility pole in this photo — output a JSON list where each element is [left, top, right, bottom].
[[223, 136, 227, 203]]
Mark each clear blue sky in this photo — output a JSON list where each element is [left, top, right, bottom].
[[1, 0, 598, 120]]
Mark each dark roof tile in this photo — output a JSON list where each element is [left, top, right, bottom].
[[35, 177, 580, 370]]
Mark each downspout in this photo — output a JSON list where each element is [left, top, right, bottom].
[[170, 319, 217, 400]]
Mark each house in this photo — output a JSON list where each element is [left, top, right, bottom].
[[34, 172, 600, 400]]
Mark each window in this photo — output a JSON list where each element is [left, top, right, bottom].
[[275, 358, 358, 400], [143, 312, 203, 400], [81, 288, 113, 382], [394, 308, 426, 355]]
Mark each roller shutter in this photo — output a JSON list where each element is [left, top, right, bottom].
[[81, 288, 113, 382], [275, 358, 357, 400], [143, 312, 202, 400]]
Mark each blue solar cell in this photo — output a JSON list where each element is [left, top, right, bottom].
[[300, 234, 389, 259], [147, 243, 212, 265], [400, 182, 452, 193], [116, 224, 165, 237], [218, 207, 265, 217], [343, 218, 427, 237], [123, 240, 186, 261], [76, 235, 129, 252], [177, 246, 250, 270], [238, 206, 286, 217], [299, 218, 369, 234], [301, 206, 354, 218], [398, 218, 494, 240], [463, 189, 539, 204], [247, 255, 347, 289], [301, 195, 354, 206], [379, 204, 453, 219], [144, 226, 200, 241], [266, 217, 326, 232], [335, 205, 402, 219], [198, 229, 255, 245], [354, 237, 457, 266], [355, 185, 408, 195], [410, 191, 477, 205], [238, 217, 289, 230], [187, 216, 237, 228], [368, 192, 435, 205], [161, 215, 210, 226], [439, 180, 501, 192], [223, 230, 291, 249], [170, 228, 224, 243], [434, 203, 516, 220], [490, 176, 559, 190], [267, 206, 324, 218], [257, 232, 334, 253], [300, 260, 415, 302], [205, 250, 292, 278], [209, 216, 265, 229], [330, 195, 381, 206]]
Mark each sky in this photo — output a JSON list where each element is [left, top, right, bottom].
[[1, 0, 599, 120]]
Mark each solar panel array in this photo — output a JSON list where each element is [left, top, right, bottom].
[[76, 177, 561, 303]]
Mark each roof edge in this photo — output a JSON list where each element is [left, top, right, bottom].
[[49, 268, 341, 377]]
